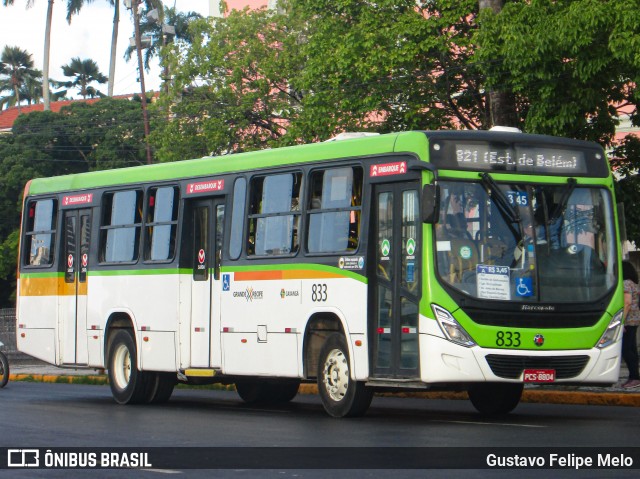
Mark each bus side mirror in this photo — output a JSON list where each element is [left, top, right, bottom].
[[422, 183, 440, 224]]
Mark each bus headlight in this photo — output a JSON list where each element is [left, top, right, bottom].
[[596, 310, 623, 349], [432, 304, 476, 347]]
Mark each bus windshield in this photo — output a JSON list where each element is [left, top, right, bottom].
[[435, 179, 617, 303]]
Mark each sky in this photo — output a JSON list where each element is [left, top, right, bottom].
[[0, 1, 212, 98]]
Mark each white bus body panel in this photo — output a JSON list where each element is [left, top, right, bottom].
[[220, 274, 368, 379], [86, 274, 180, 371], [17, 289, 58, 364]]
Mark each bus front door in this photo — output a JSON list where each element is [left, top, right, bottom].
[[60, 208, 91, 365], [370, 183, 421, 379], [190, 198, 225, 368]]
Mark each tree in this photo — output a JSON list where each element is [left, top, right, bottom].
[[0, 97, 149, 306], [61, 57, 108, 99], [474, 0, 640, 243], [0, 45, 39, 112], [126, 0, 164, 164], [477, 0, 518, 127], [66, 0, 120, 97], [156, 6, 308, 159], [124, 5, 203, 73], [286, 0, 490, 138], [2, 0, 56, 111]]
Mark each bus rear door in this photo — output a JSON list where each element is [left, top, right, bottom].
[[189, 198, 225, 368], [60, 208, 91, 365]]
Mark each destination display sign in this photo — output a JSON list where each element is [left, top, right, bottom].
[[454, 144, 586, 174], [429, 140, 609, 178]]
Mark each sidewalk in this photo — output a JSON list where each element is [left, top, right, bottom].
[[6, 359, 640, 407]]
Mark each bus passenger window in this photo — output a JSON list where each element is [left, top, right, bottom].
[[144, 186, 179, 262], [24, 199, 57, 266], [247, 173, 301, 256], [307, 166, 363, 254], [100, 190, 143, 263], [229, 178, 246, 260]]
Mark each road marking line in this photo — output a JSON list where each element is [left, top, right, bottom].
[[142, 469, 183, 474], [436, 420, 546, 428]]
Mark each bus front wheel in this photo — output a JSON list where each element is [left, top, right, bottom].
[[468, 383, 523, 415], [108, 329, 147, 405], [317, 333, 373, 418]]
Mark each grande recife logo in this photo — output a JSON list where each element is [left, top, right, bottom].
[[370, 161, 407, 177], [186, 179, 225, 195]]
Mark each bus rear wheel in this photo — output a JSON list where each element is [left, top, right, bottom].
[[145, 372, 176, 404], [108, 329, 147, 405], [0, 351, 9, 388], [317, 333, 373, 418], [468, 383, 523, 415], [235, 379, 300, 404]]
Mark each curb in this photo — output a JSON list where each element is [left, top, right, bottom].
[[8, 374, 640, 407]]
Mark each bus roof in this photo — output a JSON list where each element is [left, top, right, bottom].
[[26, 131, 428, 196]]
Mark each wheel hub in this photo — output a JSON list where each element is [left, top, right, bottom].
[[323, 348, 349, 402]]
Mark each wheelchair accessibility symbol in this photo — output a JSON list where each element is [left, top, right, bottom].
[[516, 277, 533, 297]]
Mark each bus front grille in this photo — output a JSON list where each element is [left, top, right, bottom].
[[485, 354, 590, 380]]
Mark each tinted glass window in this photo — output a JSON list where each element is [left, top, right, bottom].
[[100, 190, 142, 263], [144, 186, 179, 261], [25, 199, 57, 266], [307, 167, 363, 254], [229, 177, 246, 260], [248, 173, 301, 256]]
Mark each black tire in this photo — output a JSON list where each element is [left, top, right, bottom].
[[107, 329, 147, 405], [0, 352, 8, 388], [269, 379, 300, 403], [317, 333, 373, 418], [235, 379, 300, 404], [235, 379, 272, 404], [145, 372, 176, 404], [468, 383, 523, 415]]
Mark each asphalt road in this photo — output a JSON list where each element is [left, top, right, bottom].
[[0, 382, 639, 478]]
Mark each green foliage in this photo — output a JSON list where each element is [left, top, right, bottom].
[[0, 98, 148, 306], [475, 0, 640, 143], [475, 0, 640, 244], [289, 0, 487, 137], [61, 57, 107, 99], [0, 45, 40, 109], [155, 0, 488, 157], [155, 7, 307, 158], [124, 5, 203, 72], [611, 137, 640, 246]]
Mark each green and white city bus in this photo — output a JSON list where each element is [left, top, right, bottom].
[[17, 129, 624, 417]]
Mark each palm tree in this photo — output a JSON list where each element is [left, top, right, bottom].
[[124, 6, 203, 73], [61, 57, 108, 99], [66, 0, 119, 97], [3, 0, 56, 111], [0, 45, 39, 112]]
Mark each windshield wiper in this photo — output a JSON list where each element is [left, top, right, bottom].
[[479, 172, 520, 224], [550, 178, 577, 221]]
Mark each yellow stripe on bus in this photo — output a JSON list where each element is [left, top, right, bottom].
[[20, 277, 88, 296]]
